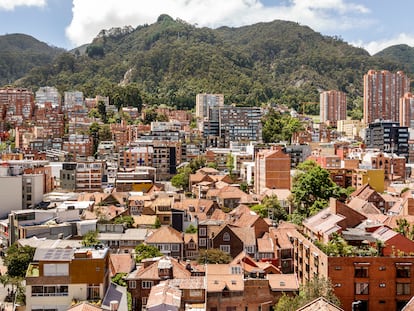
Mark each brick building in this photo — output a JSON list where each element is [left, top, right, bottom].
[[363, 70, 410, 124], [254, 146, 291, 195]]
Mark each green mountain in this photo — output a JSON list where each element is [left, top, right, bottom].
[[0, 33, 64, 86], [375, 44, 414, 73], [13, 15, 409, 111]]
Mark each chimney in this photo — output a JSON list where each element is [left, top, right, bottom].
[[110, 300, 119, 311]]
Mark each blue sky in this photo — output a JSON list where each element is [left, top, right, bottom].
[[0, 0, 413, 55]]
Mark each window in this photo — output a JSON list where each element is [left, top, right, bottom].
[[355, 266, 369, 278], [355, 282, 369, 295], [189, 289, 203, 297], [396, 265, 411, 278], [397, 283, 411, 295], [223, 232, 230, 241], [43, 263, 69, 276], [199, 228, 207, 236], [171, 244, 179, 251], [129, 281, 136, 289], [142, 281, 153, 289], [220, 245, 231, 253], [199, 238, 206, 247]]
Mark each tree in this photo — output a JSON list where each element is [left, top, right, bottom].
[[185, 224, 197, 233], [135, 244, 162, 263], [171, 165, 192, 190], [154, 217, 161, 228], [251, 195, 287, 222], [4, 244, 35, 278], [82, 230, 99, 247], [114, 215, 135, 228], [290, 160, 346, 223], [262, 108, 303, 143], [197, 249, 232, 264], [274, 276, 341, 311]]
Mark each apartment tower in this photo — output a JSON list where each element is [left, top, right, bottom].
[[195, 93, 224, 121], [320, 90, 347, 126], [363, 70, 410, 124], [399, 92, 414, 128]]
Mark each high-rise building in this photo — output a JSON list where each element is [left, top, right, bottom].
[[195, 93, 224, 121], [399, 92, 414, 128], [363, 70, 410, 124], [320, 90, 347, 126]]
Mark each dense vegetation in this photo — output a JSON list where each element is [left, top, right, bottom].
[[0, 34, 63, 86], [8, 15, 411, 113]]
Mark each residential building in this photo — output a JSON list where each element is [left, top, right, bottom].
[[145, 226, 184, 258], [400, 92, 414, 128], [254, 146, 291, 195], [126, 256, 192, 311], [320, 90, 347, 126], [75, 161, 105, 192], [0, 87, 35, 128], [363, 70, 410, 124], [365, 120, 409, 159], [352, 169, 385, 193], [35, 86, 61, 109], [25, 247, 110, 311], [195, 93, 224, 121]]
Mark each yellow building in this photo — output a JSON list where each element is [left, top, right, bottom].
[[352, 168, 385, 193]]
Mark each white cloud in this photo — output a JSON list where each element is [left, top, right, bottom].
[[351, 33, 414, 55], [66, 0, 370, 47], [0, 0, 46, 10]]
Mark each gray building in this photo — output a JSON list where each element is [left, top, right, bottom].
[[365, 120, 409, 159]]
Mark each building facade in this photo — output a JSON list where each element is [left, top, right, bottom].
[[254, 147, 291, 194], [25, 247, 110, 311], [363, 70, 410, 124], [320, 90, 347, 126]]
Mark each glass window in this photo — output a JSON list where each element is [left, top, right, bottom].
[[142, 281, 153, 289], [355, 282, 369, 295], [355, 266, 369, 278], [396, 283, 411, 295], [396, 265, 411, 278]]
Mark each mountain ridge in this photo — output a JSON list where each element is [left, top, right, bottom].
[[2, 16, 413, 113]]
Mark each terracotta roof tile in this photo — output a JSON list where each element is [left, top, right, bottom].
[[146, 226, 183, 243]]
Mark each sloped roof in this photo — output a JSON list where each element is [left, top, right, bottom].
[[146, 282, 181, 311], [296, 297, 344, 311], [230, 226, 256, 245], [303, 208, 345, 237], [109, 254, 136, 276], [267, 273, 299, 291], [146, 226, 183, 243], [68, 302, 102, 311], [206, 274, 244, 292], [348, 197, 382, 215], [257, 235, 274, 253], [131, 256, 191, 280]]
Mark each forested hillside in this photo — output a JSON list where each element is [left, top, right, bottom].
[[10, 15, 411, 112]]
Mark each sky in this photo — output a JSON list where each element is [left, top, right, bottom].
[[0, 0, 413, 55]]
